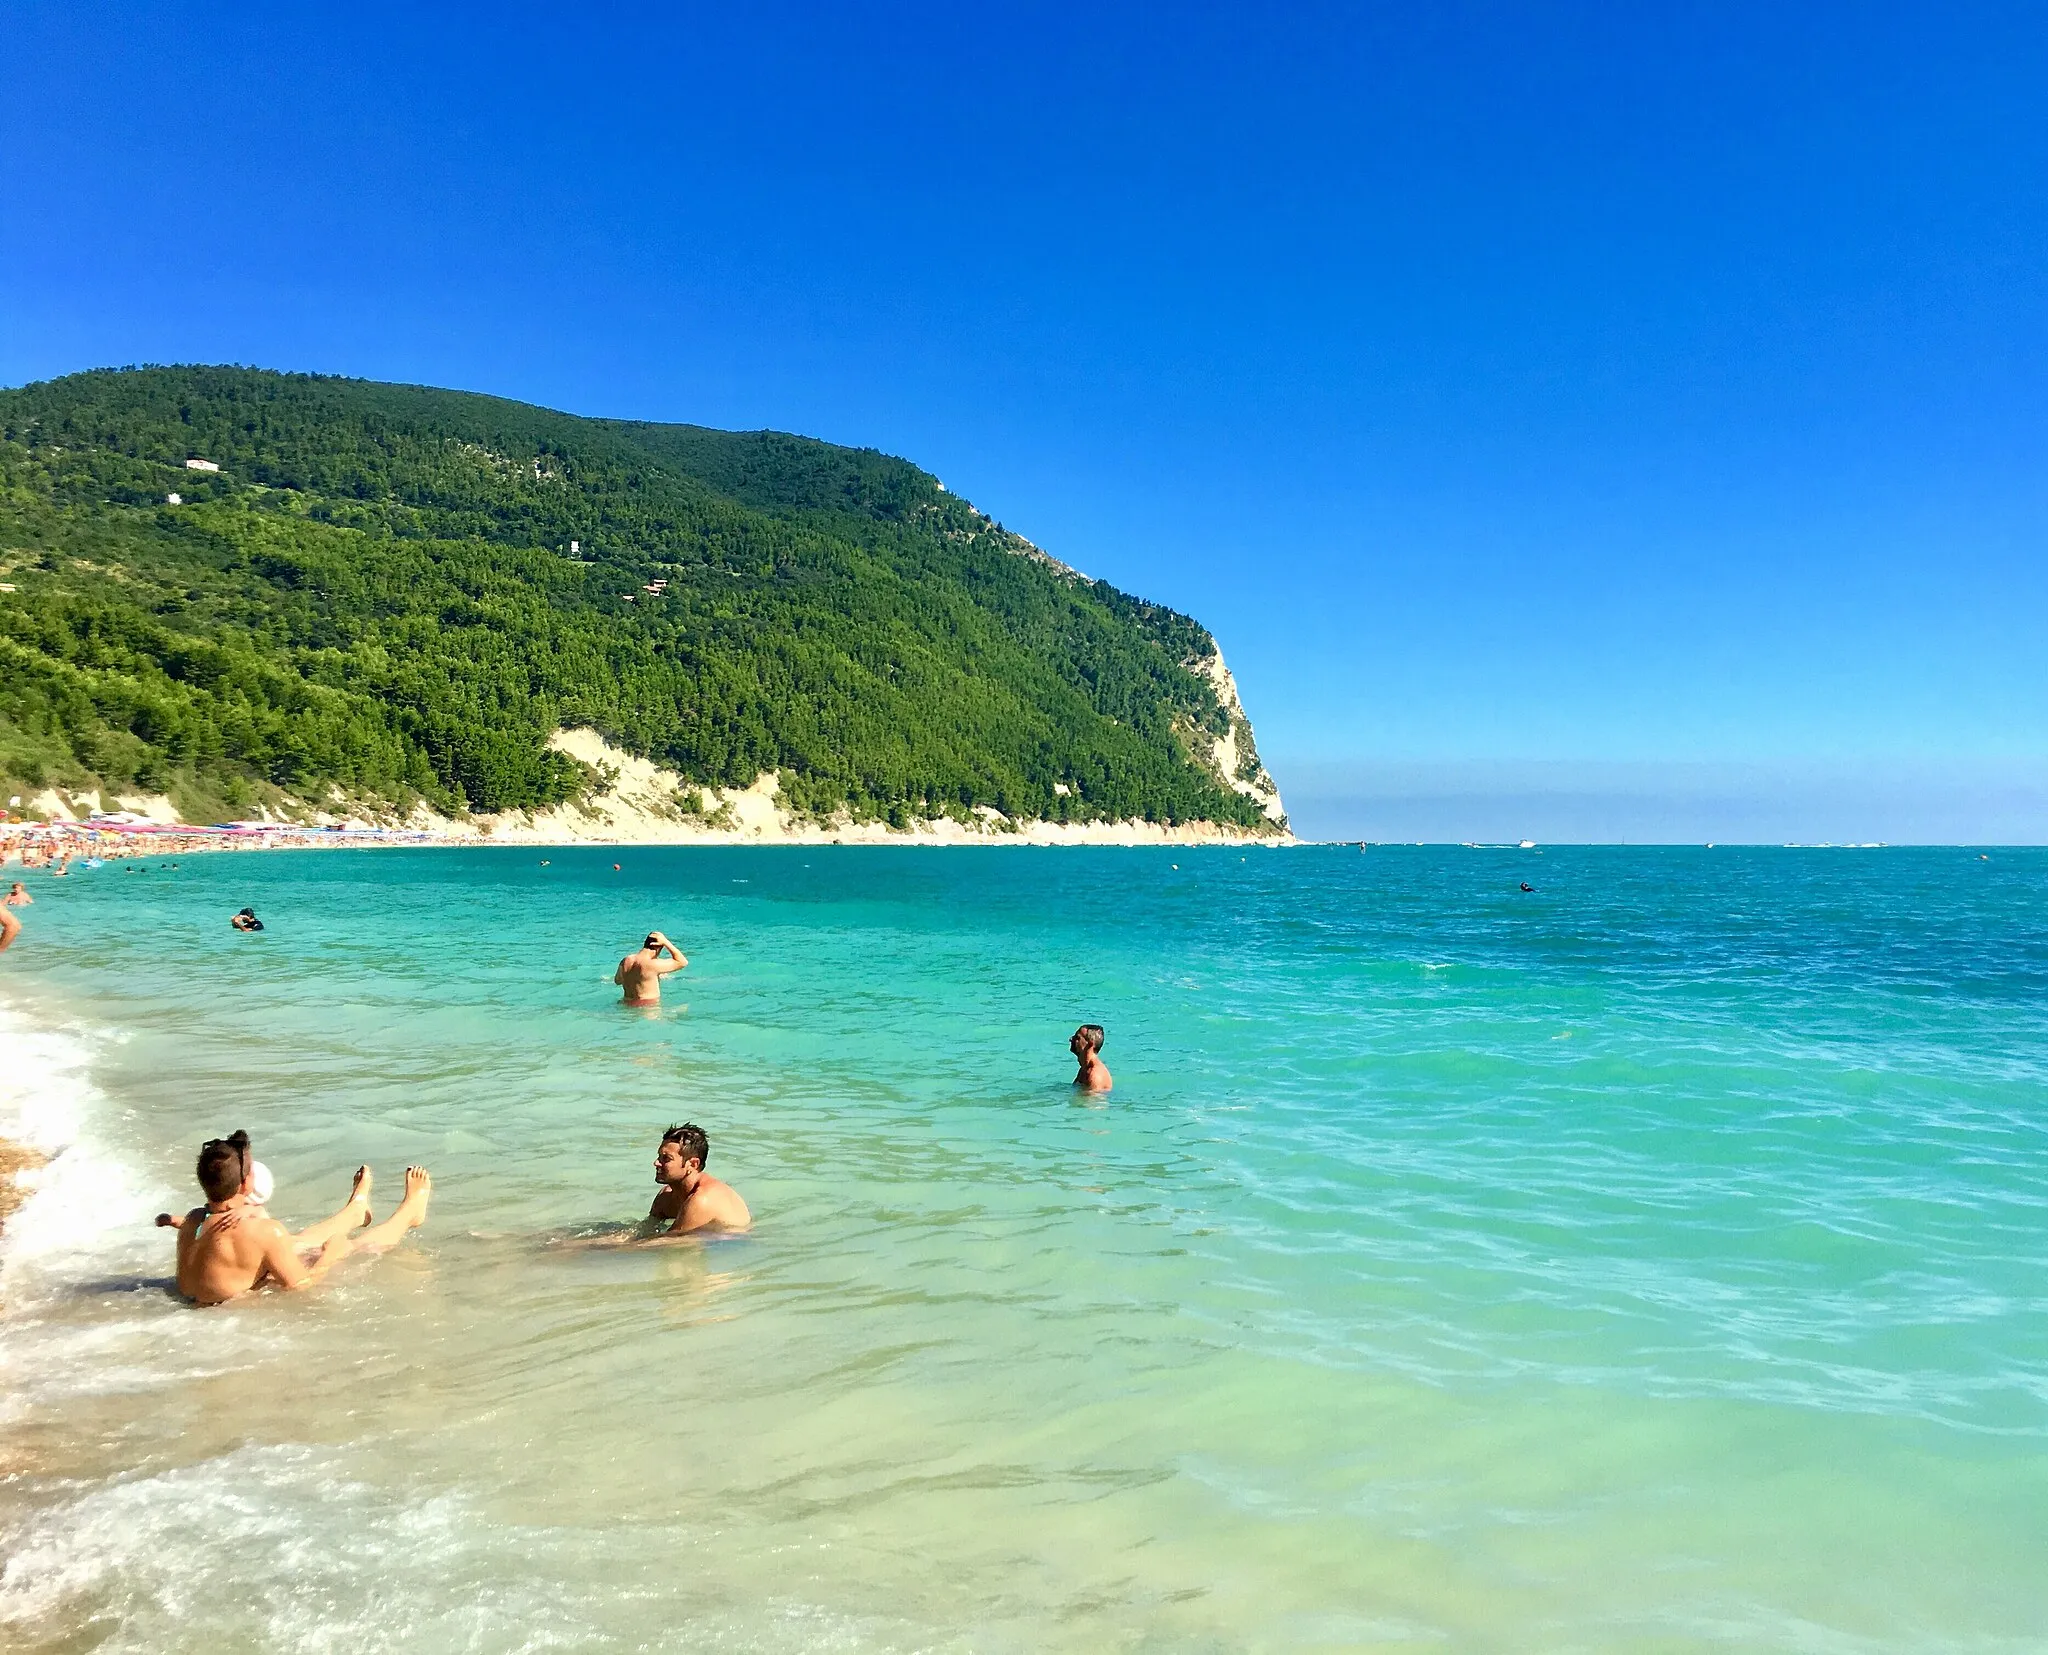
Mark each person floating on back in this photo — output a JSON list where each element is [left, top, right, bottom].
[[231, 907, 264, 932], [1070, 1024, 1112, 1092], [645, 1122, 750, 1235], [163, 1130, 432, 1305], [615, 930, 686, 1005]]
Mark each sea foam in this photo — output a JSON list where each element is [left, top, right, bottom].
[[0, 995, 151, 1293]]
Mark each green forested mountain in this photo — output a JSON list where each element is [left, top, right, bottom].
[[0, 366, 1281, 830]]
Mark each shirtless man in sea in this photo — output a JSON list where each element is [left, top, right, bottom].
[[165, 1131, 433, 1306], [1070, 1024, 1113, 1092], [615, 931, 686, 1005], [644, 1122, 750, 1235]]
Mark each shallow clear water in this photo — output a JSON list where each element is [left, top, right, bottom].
[[2, 844, 2045, 1652]]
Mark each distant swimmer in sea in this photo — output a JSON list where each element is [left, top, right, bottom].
[[161, 1130, 433, 1306], [644, 1122, 750, 1235], [231, 907, 264, 932], [0, 907, 18, 955], [1520, 882, 1535, 893], [3, 882, 30, 907], [615, 930, 686, 1005], [1070, 1024, 1112, 1093]]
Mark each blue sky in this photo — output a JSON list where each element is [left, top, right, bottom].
[[5, 3, 2044, 838]]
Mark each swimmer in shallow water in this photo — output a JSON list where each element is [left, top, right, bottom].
[[615, 930, 686, 1005], [164, 1131, 432, 1306], [231, 907, 264, 932], [0, 906, 18, 954], [645, 1123, 750, 1235], [1070, 1024, 1112, 1093], [3, 882, 31, 907]]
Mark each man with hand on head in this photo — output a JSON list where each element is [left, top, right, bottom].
[[645, 1122, 750, 1235], [615, 930, 686, 1005]]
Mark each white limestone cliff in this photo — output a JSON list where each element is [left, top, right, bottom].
[[1182, 646, 1288, 828]]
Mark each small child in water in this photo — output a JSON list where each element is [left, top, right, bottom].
[[1070, 1025, 1112, 1093]]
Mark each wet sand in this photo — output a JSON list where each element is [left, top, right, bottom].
[[0, 1135, 47, 1240]]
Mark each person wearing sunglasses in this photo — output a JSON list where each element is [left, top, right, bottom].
[[166, 1131, 433, 1305]]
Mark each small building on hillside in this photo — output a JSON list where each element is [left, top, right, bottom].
[[184, 457, 220, 472]]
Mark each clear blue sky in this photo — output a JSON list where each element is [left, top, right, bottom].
[[5, 3, 2044, 838]]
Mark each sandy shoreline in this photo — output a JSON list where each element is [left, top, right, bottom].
[[7, 728, 1297, 854]]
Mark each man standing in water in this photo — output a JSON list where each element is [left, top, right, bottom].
[[615, 930, 686, 1005], [168, 1131, 433, 1305], [1070, 1024, 1113, 1092], [646, 1122, 750, 1234]]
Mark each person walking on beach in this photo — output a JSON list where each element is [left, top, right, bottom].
[[1070, 1024, 1112, 1092], [167, 1131, 433, 1305], [615, 930, 686, 1005], [645, 1123, 750, 1234], [3, 882, 30, 906]]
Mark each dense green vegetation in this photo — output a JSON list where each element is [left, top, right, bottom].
[[0, 366, 1279, 830]]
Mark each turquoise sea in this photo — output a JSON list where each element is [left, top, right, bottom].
[[1, 844, 2044, 1651]]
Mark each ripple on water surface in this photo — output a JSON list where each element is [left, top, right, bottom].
[[2, 845, 2046, 1650]]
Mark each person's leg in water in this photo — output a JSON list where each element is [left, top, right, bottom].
[[352, 1166, 433, 1253], [291, 1166, 374, 1251]]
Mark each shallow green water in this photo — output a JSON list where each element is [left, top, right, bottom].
[[1, 844, 2044, 1651]]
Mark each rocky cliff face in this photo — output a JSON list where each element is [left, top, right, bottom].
[[979, 529, 1289, 836], [1183, 646, 1288, 829]]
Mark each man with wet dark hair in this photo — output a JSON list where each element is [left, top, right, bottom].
[[615, 930, 686, 1005], [1070, 1024, 1112, 1092], [645, 1122, 750, 1235], [168, 1129, 434, 1305]]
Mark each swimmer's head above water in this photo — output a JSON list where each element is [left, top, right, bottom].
[[1069, 1025, 1112, 1092], [197, 1130, 254, 1203], [655, 1122, 709, 1186]]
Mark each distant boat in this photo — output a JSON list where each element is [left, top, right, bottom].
[[1519, 840, 1535, 849]]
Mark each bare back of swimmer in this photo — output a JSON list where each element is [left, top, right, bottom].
[[615, 931, 686, 1004], [169, 1133, 433, 1305]]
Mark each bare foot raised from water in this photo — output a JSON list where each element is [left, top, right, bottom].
[[354, 1167, 432, 1253], [395, 1165, 431, 1225], [348, 1165, 374, 1226]]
